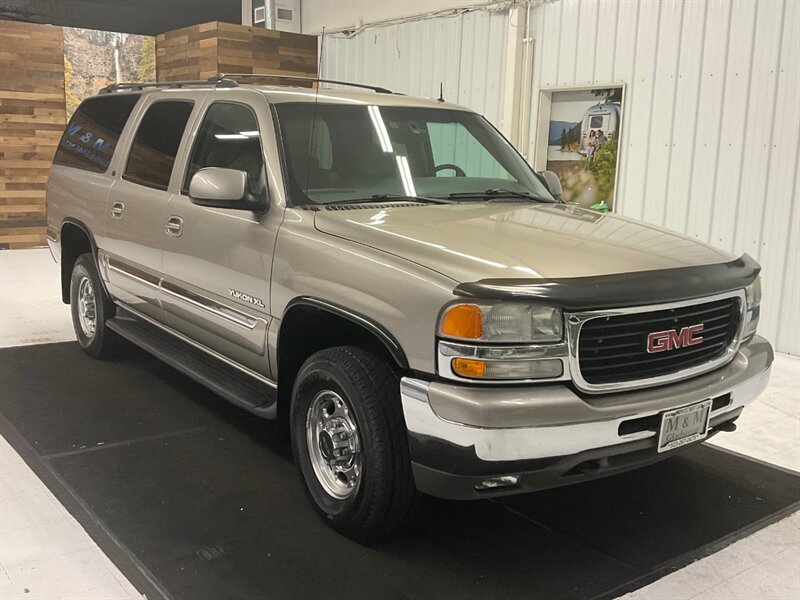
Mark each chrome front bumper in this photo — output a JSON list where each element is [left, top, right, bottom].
[[402, 336, 773, 499]]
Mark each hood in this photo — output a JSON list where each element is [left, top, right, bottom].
[[313, 202, 734, 284]]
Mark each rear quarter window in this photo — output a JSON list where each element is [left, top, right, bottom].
[[123, 100, 194, 191], [53, 94, 141, 173]]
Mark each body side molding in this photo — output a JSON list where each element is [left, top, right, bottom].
[[101, 252, 267, 332]]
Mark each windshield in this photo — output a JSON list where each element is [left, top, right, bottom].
[[274, 103, 553, 205]]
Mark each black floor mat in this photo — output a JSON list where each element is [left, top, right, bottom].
[[1, 342, 798, 600]]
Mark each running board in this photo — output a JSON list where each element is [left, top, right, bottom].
[[106, 309, 277, 419]]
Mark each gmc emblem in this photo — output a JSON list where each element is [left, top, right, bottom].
[[647, 324, 704, 353]]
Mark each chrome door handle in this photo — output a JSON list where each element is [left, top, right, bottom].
[[165, 216, 183, 237], [110, 201, 124, 220]]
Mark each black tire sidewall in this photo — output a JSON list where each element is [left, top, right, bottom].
[[290, 351, 394, 531], [69, 254, 112, 356]]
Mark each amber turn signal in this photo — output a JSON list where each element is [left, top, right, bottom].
[[451, 357, 486, 378], [440, 304, 483, 339]]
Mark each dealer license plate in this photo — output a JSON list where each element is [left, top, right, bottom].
[[657, 399, 713, 453]]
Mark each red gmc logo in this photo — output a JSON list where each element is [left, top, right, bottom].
[[647, 324, 705, 353]]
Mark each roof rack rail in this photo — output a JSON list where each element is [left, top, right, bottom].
[[98, 73, 394, 95], [215, 72, 395, 94], [98, 76, 238, 94]]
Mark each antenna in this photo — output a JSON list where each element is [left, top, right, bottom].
[[437, 82, 444, 102], [304, 26, 325, 200]]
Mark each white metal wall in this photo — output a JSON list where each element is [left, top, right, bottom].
[[321, 9, 509, 126], [526, 0, 799, 355], [320, 0, 799, 355]]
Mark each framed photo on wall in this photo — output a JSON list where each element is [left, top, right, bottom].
[[64, 27, 156, 118], [533, 85, 625, 212]]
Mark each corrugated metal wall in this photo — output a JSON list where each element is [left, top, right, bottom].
[[527, 0, 799, 355], [321, 9, 509, 126], [321, 0, 799, 355]]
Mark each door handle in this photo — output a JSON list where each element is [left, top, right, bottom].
[[110, 201, 124, 220], [165, 215, 184, 237]]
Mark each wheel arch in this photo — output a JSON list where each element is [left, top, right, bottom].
[[59, 219, 102, 304], [276, 297, 410, 424]]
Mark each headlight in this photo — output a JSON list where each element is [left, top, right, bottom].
[[743, 275, 761, 342], [439, 302, 563, 343]]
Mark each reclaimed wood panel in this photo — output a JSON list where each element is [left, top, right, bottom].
[[156, 21, 317, 85], [0, 20, 66, 249]]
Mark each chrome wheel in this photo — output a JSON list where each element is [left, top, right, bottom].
[[77, 276, 97, 338], [306, 389, 362, 499]]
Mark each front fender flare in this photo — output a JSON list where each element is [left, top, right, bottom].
[[281, 296, 409, 370]]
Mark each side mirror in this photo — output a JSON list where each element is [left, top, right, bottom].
[[189, 167, 267, 213], [540, 170, 563, 200]]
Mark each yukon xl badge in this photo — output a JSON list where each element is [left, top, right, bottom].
[[647, 324, 704, 353], [228, 288, 265, 308]]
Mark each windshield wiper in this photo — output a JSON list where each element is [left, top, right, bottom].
[[441, 188, 557, 203]]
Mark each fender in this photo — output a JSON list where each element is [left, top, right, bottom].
[[281, 296, 409, 370]]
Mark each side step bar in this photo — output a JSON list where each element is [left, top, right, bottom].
[[106, 309, 277, 419]]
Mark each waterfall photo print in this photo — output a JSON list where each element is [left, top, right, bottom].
[[63, 27, 155, 117]]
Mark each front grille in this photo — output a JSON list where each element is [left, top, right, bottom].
[[577, 296, 742, 386]]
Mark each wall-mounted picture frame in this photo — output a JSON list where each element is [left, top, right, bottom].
[[64, 27, 156, 118], [532, 84, 625, 212]]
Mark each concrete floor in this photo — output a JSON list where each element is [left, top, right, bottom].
[[1, 248, 798, 599]]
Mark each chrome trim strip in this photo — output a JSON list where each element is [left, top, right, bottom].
[[118, 302, 277, 388], [402, 378, 432, 403], [440, 340, 569, 360], [92, 250, 116, 302], [104, 253, 263, 331], [568, 289, 747, 393], [98, 251, 110, 283], [106, 256, 160, 289], [161, 281, 261, 330], [436, 340, 570, 384]]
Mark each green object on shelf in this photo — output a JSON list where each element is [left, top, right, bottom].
[[590, 201, 610, 213]]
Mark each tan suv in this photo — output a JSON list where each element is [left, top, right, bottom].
[[46, 74, 773, 539]]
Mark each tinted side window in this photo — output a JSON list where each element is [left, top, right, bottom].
[[53, 94, 140, 173], [124, 101, 194, 191], [185, 103, 264, 192]]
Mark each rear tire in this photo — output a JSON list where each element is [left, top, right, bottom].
[[290, 346, 418, 539], [70, 254, 117, 359]]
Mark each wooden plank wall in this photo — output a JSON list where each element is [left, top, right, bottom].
[[0, 20, 66, 249], [156, 21, 317, 83], [0, 20, 316, 249]]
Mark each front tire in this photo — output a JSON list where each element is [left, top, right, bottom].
[[290, 346, 418, 539], [70, 254, 117, 358]]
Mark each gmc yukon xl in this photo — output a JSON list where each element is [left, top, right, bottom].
[[46, 75, 773, 539]]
